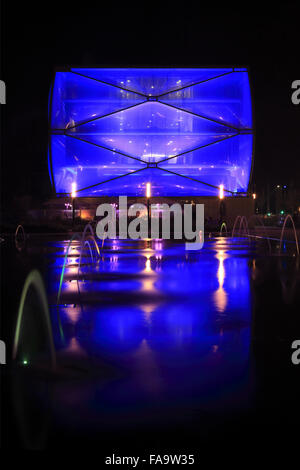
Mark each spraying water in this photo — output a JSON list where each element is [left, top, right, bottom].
[[13, 269, 56, 370], [219, 222, 227, 237]]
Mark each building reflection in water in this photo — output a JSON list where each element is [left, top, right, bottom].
[[10, 236, 300, 447], [49, 238, 252, 412]]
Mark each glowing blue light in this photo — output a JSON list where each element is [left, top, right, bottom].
[[49, 68, 253, 196]]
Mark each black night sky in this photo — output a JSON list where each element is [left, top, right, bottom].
[[1, 2, 300, 206]]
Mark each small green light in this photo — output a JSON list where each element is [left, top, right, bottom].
[[280, 210, 284, 215], [23, 359, 28, 365], [267, 212, 271, 217]]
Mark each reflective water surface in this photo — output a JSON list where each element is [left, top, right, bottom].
[[2, 236, 300, 450]]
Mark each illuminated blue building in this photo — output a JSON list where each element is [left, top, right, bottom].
[[49, 68, 253, 197]]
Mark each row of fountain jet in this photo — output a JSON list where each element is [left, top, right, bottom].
[[9, 214, 300, 373], [219, 214, 299, 255], [12, 223, 104, 369]]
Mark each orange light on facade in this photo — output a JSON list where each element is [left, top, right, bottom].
[[71, 182, 77, 198], [219, 184, 224, 200], [252, 193, 256, 199]]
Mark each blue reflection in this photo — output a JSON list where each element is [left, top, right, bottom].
[[49, 239, 252, 408]]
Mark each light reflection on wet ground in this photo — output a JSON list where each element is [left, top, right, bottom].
[[47, 239, 253, 428]]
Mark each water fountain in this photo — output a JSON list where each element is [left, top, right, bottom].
[[231, 216, 242, 237], [78, 227, 100, 277], [279, 214, 299, 255], [13, 269, 56, 370], [238, 216, 250, 239], [56, 233, 82, 307], [80, 223, 100, 259], [247, 214, 272, 253], [231, 215, 250, 239], [15, 224, 26, 240], [15, 224, 26, 251], [219, 222, 228, 237], [78, 237, 96, 283], [57, 223, 101, 306]]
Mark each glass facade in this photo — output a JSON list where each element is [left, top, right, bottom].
[[49, 68, 253, 197]]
